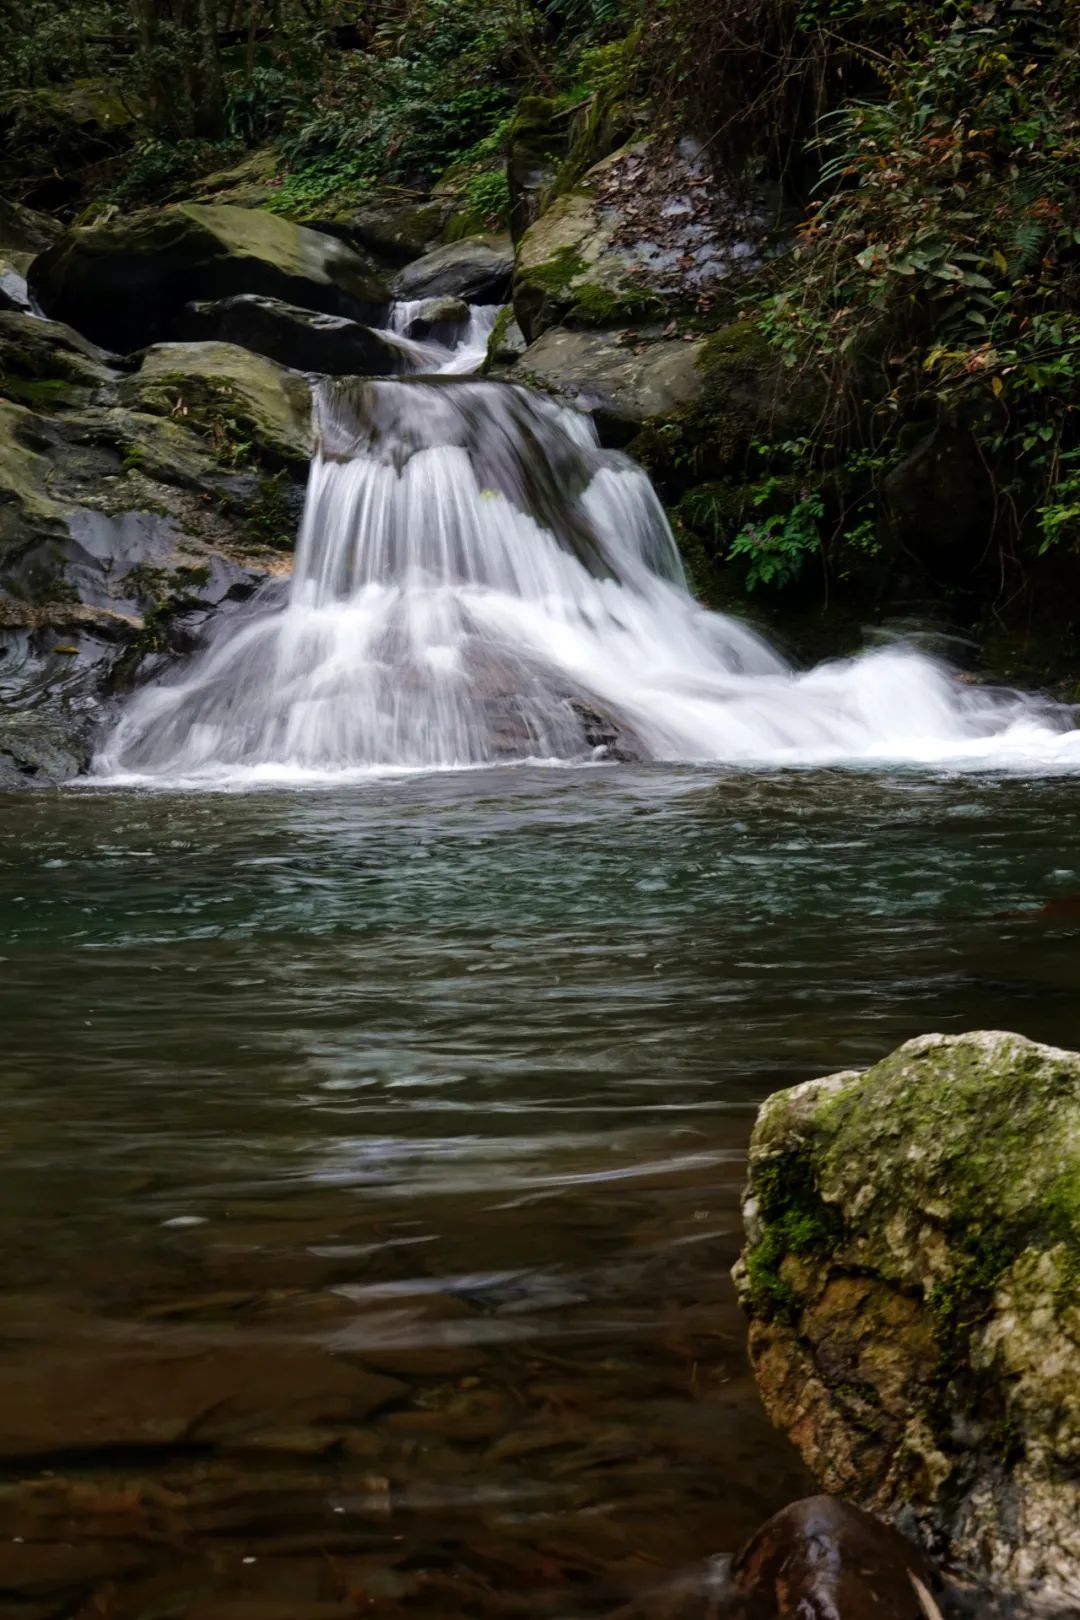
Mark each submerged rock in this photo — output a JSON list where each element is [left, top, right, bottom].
[[393, 234, 514, 303], [735, 1030, 1080, 1615], [178, 293, 411, 378], [731, 1496, 945, 1619], [29, 203, 390, 352]]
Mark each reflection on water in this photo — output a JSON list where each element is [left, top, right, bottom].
[[1, 765, 1078, 1617]]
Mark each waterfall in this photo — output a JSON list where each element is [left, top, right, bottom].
[[96, 316, 1079, 782]]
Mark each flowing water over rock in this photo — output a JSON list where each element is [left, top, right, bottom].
[[95, 316, 1079, 784]]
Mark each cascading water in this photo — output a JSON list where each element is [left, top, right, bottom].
[[96, 315, 1079, 782]]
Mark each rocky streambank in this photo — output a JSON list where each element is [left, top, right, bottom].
[[736, 1030, 1080, 1616]]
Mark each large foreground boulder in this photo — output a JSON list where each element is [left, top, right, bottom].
[[29, 204, 389, 352], [0, 316, 306, 784], [736, 1031, 1080, 1614]]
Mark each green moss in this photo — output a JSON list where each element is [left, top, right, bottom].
[[570, 280, 665, 326], [0, 377, 76, 412], [745, 1154, 842, 1325], [522, 244, 588, 298]]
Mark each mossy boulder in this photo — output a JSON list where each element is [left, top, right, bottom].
[[0, 314, 308, 783], [29, 204, 390, 353], [0, 82, 139, 209], [736, 1030, 1080, 1613], [0, 310, 115, 411], [119, 342, 312, 471], [393, 235, 514, 303], [516, 325, 707, 438], [513, 138, 778, 343]]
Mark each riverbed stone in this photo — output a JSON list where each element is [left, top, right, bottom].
[[29, 203, 390, 352], [324, 195, 454, 265], [735, 1030, 1080, 1614], [517, 325, 707, 435], [393, 234, 514, 302], [177, 294, 410, 377]]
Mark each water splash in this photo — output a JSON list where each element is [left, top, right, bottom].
[[96, 337, 1079, 782]]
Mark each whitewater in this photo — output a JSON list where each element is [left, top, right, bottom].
[[95, 304, 1080, 783]]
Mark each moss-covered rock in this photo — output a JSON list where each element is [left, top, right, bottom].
[[29, 204, 390, 353], [0, 82, 139, 210], [0, 194, 61, 270], [736, 1030, 1080, 1613], [0, 316, 307, 783], [516, 325, 707, 437], [322, 196, 454, 266], [513, 138, 779, 343], [119, 342, 312, 472]]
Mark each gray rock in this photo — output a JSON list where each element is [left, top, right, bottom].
[[29, 203, 390, 353], [323, 196, 453, 266], [513, 136, 780, 342], [0, 316, 308, 784], [517, 325, 706, 436], [394, 234, 514, 303], [178, 294, 412, 378], [396, 295, 470, 340], [735, 1030, 1080, 1615], [0, 194, 62, 263]]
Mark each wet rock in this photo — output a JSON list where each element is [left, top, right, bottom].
[[483, 308, 527, 371], [178, 294, 410, 378], [0, 194, 62, 268], [518, 326, 706, 436], [730, 1496, 944, 1619], [29, 204, 390, 352], [397, 295, 471, 340], [735, 1031, 1080, 1615], [393, 235, 514, 303], [0, 314, 305, 783]]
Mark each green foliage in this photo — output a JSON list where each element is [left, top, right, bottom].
[[110, 136, 238, 207], [460, 168, 512, 230], [730, 483, 824, 590], [759, 0, 1080, 574]]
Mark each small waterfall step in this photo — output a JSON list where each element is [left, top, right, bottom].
[[95, 327, 1078, 781]]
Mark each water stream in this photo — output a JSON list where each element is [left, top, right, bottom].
[[94, 308, 1079, 784], [4, 305, 1079, 1617]]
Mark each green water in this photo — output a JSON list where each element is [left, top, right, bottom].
[[1, 765, 1078, 1617]]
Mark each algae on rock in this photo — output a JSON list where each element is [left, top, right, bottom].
[[736, 1030, 1080, 1614]]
